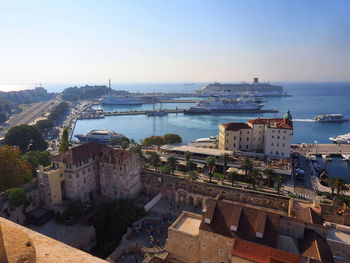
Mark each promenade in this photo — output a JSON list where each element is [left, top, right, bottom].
[[294, 143, 350, 155]]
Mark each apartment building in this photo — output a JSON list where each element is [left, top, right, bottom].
[[218, 112, 293, 158], [37, 142, 141, 207], [165, 197, 334, 263]]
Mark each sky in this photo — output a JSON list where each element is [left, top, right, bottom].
[[0, 0, 350, 86]]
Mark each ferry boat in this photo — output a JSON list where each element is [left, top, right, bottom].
[[314, 114, 348, 122], [196, 78, 284, 97], [184, 96, 264, 114], [100, 95, 143, 105], [342, 154, 350, 161], [75, 130, 124, 143], [329, 133, 350, 144]]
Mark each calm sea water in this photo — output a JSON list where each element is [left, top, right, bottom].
[[72, 82, 350, 180]]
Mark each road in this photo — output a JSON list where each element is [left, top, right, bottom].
[[293, 155, 318, 201], [0, 99, 59, 137]]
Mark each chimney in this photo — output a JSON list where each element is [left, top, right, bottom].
[[256, 212, 267, 238], [230, 206, 242, 232]]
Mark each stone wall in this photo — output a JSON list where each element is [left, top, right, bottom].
[[141, 171, 290, 212], [0, 223, 7, 263]]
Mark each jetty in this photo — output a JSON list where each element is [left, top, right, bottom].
[[294, 143, 350, 156]]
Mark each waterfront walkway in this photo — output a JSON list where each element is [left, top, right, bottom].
[[294, 143, 350, 155]]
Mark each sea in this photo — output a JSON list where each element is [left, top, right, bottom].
[[2, 82, 350, 180]]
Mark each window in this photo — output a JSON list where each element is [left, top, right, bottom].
[[227, 240, 232, 247], [202, 259, 208, 263], [203, 234, 209, 239], [247, 137, 249, 141], [234, 136, 236, 140], [202, 244, 207, 251], [272, 135, 274, 138], [271, 142, 273, 146], [284, 130, 286, 134], [270, 151, 273, 154], [253, 137, 255, 141], [247, 131, 249, 134], [276, 151, 279, 155], [212, 235, 217, 242], [277, 143, 279, 147], [282, 143, 285, 147], [278, 130, 280, 133], [233, 143, 236, 148], [272, 130, 275, 133], [283, 136, 285, 140], [277, 136, 280, 139], [282, 152, 284, 156], [246, 145, 248, 149], [219, 248, 224, 256]]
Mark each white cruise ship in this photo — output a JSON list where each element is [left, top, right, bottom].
[[75, 130, 124, 143], [329, 133, 350, 144], [314, 114, 348, 122], [196, 78, 283, 97], [100, 95, 143, 105], [184, 97, 264, 114]]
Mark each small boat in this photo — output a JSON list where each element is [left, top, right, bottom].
[[147, 110, 168, 117], [309, 155, 317, 161], [342, 154, 350, 161], [322, 154, 332, 161], [329, 133, 350, 144], [314, 114, 348, 122]]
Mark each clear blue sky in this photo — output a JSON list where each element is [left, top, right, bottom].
[[0, 0, 349, 85]]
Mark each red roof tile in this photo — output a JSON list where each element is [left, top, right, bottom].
[[220, 122, 251, 131], [53, 142, 107, 164], [231, 239, 301, 263], [248, 118, 293, 129]]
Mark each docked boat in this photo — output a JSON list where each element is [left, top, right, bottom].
[[75, 130, 124, 143], [329, 133, 350, 144], [309, 154, 317, 161], [314, 114, 348, 122], [342, 154, 350, 161], [196, 78, 284, 97], [322, 154, 332, 161], [100, 95, 143, 105], [184, 96, 264, 114], [147, 110, 168, 117]]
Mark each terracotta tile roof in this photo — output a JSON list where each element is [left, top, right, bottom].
[[299, 229, 334, 263], [220, 122, 251, 131], [53, 142, 107, 164], [231, 239, 301, 263], [295, 207, 324, 225], [248, 118, 293, 129], [200, 199, 280, 247], [99, 147, 134, 163]]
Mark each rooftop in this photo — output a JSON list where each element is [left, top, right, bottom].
[[220, 122, 251, 131], [170, 211, 202, 236], [161, 144, 233, 157], [248, 118, 293, 129]]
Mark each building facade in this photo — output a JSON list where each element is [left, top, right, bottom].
[[37, 142, 142, 207], [219, 113, 293, 158], [165, 197, 334, 263]]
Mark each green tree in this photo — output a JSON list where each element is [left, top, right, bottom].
[[263, 168, 275, 187], [9, 188, 29, 207], [121, 140, 129, 149], [59, 128, 69, 154], [248, 168, 261, 189], [110, 138, 118, 147], [272, 174, 284, 194], [241, 157, 253, 177], [220, 153, 232, 179], [188, 171, 199, 181], [146, 151, 161, 172], [228, 171, 239, 186], [166, 156, 178, 175], [142, 136, 164, 149], [159, 165, 171, 174], [330, 177, 348, 197], [4, 125, 47, 152], [163, 134, 182, 145], [206, 156, 216, 182], [0, 146, 32, 192], [22, 151, 51, 175], [184, 151, 192, 172], [35, 119, 53, 132]]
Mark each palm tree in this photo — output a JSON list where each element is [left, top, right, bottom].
[[184, 151, 192, 172], [334, 177, 348, 197], [241, 157, 253, 177], [248, 168, 261, 189], [166, 156, 178, 175], [329, 177, 336, 196], [206, 156, 216, 182], [146, 151, 161, 172], [263, 168, 275, 187], [228, 171, 239, 186], [272, 174, 284, 194], [220, 153, 232, 179]]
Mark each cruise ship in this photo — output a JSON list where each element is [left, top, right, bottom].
[[314, 114, 348, 122], [75, 130, 124, 143], [196, 78, 284, 97], [100, 95, 143, 105], [184, 97, 264, 114], [329, 133, 350, 144]]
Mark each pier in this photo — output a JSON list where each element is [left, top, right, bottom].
[[294, 143, 350, 156]]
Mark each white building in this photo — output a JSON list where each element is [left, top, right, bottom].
[[218, 111, 293, 158]]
